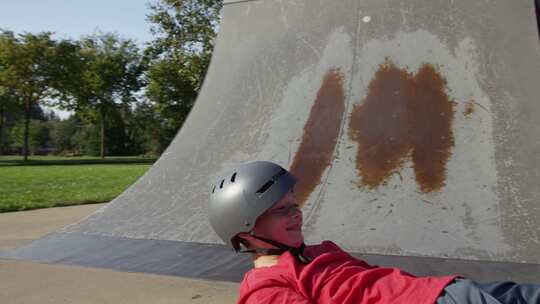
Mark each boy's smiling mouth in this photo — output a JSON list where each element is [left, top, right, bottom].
[[287, 223, 302, 231]]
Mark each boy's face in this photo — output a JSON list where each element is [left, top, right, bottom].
[[252, 190, 304, 248]]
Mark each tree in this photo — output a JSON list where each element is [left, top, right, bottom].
[[0, 85, 19, 154], [9, 119, 53, 155], [0, 30, 74, 160], [57, 33, 145, 158], [145, 0, 222, 142], [78, 105, 133, 156], [0, 31, 21, 155], [127, 100, 170, 155], [50, 114, 80, 153], [145, 57, 198, 135], [147, 0, 222, 80]]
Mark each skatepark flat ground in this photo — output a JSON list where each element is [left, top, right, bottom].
[[0, 204, 239, 304]]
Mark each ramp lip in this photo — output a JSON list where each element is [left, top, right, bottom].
[[224, 0, 262, 5], [1, 232, 251, 282], [535, 0, 540, 39]]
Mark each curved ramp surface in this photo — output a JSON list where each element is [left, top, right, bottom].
[[3, 0, 540, 282]]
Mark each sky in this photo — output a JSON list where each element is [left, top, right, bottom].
[[1, 0, 157, 119], [1, 0, 154, 45]]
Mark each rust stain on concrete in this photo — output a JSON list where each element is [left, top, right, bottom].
[[290, 69, 346, 206], [349, 60, 455, 193], [464, 100, 475, 117], [410, 64, 455, 193], [349, 62, 413, 188]]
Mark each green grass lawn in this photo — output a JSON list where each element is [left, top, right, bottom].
[[0, 156, 155, 212]]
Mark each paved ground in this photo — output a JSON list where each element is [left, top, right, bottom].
[[0, 204, 239, 304], [0, 204, 104, 251]]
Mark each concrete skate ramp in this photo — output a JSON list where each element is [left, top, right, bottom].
[[3, 0, 540, 282]]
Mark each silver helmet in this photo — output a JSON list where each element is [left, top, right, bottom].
[[208, 161, 297, 251]]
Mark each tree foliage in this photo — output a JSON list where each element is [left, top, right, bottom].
[[145, 0, 223, 143], [10, 119, 53, 154], [57, 33, 145, 158], [147, 0, 222, 61], [0, 83, 19, 154], [0, 30, 76, 160], [1, 1, 224, 158]]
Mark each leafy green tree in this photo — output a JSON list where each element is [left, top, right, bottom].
[[89, 106, 131, 156], [0, 31, 20, 155], [0, 85, 19, 154], [0, 95, 48, 154], [57, 33, 145, 158], [147, 0, 222, 79], [128, 100, 171, 155], [0, 30, 75, 160], [71, 121, 93, 155], [50, 115, 80, 153], [145, 0, 222, 144], [10, 119, 52, 154], [145, 57, 197, 135]]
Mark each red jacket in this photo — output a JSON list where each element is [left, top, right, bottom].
[[238, 241, 455, 304]]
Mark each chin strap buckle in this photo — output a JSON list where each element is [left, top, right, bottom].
[[289, 243, 311, 264]]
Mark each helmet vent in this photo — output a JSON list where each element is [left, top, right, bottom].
[[272, 169, 287, 180], [256, 180, 274, 194], [231, 172, 237, 182], [212, 186, 216, 193], [219, 179, 225, 188]]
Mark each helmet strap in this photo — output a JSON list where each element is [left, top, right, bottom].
[[239, 234, 311, 264]]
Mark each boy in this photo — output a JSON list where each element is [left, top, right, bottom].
[[208, 161, 540, 304]]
